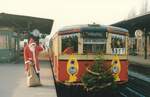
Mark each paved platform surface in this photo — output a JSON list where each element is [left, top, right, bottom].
[[128, 55, 150, 67], [0, 62, 57, 97]]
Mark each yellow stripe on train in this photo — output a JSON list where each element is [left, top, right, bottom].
[[66, 54, 79, 82], [111, 55, 121, 81]]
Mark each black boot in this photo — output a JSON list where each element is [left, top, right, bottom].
[[36, 73, 40, 80]]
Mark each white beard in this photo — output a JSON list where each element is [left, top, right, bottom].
[[29, 45, 35, 52]]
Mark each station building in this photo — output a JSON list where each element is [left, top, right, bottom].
[[112, 12, 150, 59], [0, 13, 53, 62]]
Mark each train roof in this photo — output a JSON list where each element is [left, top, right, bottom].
[[58, 24, 128, 35]]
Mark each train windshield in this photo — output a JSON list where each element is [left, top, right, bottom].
[[83, 38, 106, 53], [81, 32, 106, 54]]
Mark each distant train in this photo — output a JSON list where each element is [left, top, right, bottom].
[[50, 24, 129, 85]]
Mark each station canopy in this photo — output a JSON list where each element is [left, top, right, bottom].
[[111, 12, 150, 37], [0, 13, 53, 34]]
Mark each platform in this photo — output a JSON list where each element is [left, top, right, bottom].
[[128, 55, 150, 68], [0, 62, 57, 97]]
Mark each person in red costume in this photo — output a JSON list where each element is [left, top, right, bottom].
[[24, 38, 44, 81], [63, 47, 74, 54]]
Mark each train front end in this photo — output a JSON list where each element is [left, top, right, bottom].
[[53, 24, 129, 85]]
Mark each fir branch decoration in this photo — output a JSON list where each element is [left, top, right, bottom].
[[81, 54, 116, 91]]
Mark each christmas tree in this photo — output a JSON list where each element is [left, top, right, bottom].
[[81, 55, 116, 91]]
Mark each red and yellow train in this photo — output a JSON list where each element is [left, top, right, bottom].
[[50, 24, 129, 85]]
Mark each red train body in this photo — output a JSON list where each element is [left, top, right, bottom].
[[50, 24, 129, 85]]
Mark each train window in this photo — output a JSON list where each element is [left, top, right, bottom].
[[83, 38, 106, 53], [0, 35, 9, 49], [61, 34, 78, 54], [111, 34, 126, 54]]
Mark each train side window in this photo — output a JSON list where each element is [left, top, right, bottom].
[[61, 35, 78, 54], [111, 34, 126, 54]]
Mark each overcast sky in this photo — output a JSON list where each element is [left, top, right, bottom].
[[0, 0, 148, 35]]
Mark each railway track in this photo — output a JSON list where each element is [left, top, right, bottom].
[[55, 75, 150, 97], [119, 64, 150, 97], [56, 84, 119, 97], [119, 75, 150, 97], [55, 72, 150, 97]]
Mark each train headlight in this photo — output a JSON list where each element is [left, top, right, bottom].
[[112, 65, 119, 74], [69, 66, 77, 75]]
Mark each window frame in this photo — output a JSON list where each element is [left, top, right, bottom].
[[60, 33, 79, 54], [107, 32, 127, 55], [82, 36, 107, 54]]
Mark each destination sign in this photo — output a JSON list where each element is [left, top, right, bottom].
[[81, 32, 106, 38]]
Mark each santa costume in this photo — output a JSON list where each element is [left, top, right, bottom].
[[24, 38, 44, 86]]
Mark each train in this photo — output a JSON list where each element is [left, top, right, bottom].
[[49, 24, 129, 87]]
